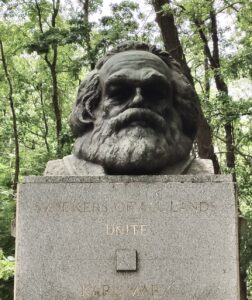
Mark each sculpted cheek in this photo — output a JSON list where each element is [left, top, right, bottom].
[[102, 101, 125, 119]]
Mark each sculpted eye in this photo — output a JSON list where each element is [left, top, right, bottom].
[[107, 84, 134, 103], [142, 84, 168, 100]]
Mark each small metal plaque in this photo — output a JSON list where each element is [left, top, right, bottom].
[[116, 249, 137, 272]]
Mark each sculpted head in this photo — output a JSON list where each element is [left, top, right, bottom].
[[70, 42, 198, 174]]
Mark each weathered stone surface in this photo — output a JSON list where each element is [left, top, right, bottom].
[[47, 42, 201, 176], [15, 175, 239, 300], [44, 155, 214, 176]]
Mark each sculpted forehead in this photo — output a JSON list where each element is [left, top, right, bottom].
[[99, 50, 172, 80]]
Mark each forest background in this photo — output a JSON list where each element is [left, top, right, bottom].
[[0, 0, 251, 299]]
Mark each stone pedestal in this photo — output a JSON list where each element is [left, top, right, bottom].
[[15, 175, 239, 300]]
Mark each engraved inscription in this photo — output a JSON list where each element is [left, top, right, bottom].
[[106, 224, 148, 236], [35, 200, 215, 215], [170, 200, 215, 213], [81, 284, 110, 298], [81, 283, 175, 299]]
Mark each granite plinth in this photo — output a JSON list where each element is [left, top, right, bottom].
[[15, 175, 239, 300]]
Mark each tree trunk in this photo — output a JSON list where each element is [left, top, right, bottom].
[[51, 46, 62, 155], [204, 47, 210, 100], [194, 10, 236, 177], [82, 0, 95, 70], [35, 0, 62, 157], [44, 49, 62, 156], [38, 85, 50, 153], [152, 0, 220, 173], [0, 40, 20, 192]]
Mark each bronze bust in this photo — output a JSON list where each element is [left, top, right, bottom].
[[45, 42, 213, 175]]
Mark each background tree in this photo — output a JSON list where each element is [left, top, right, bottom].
[[0, 0, 251, 298], [152, 0, 220, 174]]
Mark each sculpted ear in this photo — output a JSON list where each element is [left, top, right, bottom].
[[70, 71, 101, 137]]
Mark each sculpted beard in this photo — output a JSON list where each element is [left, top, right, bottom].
[[74, 108, 192, 174]]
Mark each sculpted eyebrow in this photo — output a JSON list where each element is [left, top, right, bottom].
[[106, 76, 132, 85], [105, 78, 134, 92], [105, 73, 170, 89], [142, 73, 169, 85]]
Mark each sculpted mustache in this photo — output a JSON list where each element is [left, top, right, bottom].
[[108, 108, 167, 133]]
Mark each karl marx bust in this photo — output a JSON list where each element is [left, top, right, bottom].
[[45, 42, 213, 176]]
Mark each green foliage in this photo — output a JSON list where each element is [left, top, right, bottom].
[[100, 1, 139, 44], [0, 249, 14, 280], [0, 0, 252, 298], [0, 250, 14, 300], [0, 189, 15, 255], [27, 28, 70, 54]]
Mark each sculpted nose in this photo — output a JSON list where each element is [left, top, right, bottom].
[[130, 88, 144, 107]]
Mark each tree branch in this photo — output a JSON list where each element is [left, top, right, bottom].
[[35, 0, 44, 33], [214, 135, 252, 163], [0, 40, 20, 191], [52, 0, 60, 27]]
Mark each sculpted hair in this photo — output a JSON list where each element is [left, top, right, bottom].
[[70, 41, 199, 140]]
